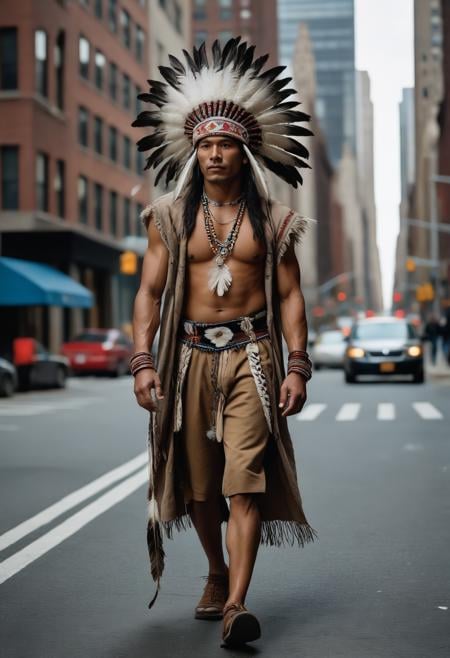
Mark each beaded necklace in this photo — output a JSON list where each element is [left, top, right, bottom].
[[201, 193, 246, 297]]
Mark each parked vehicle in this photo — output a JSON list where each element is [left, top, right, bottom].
[[0, 357, 18, 397], [61, 329, 133, 377], [311, 330, 347, 369], [12, 338, 69, 391], [343, 317, 424, 384]]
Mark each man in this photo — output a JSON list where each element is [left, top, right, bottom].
[[131, 38, 316, 647]]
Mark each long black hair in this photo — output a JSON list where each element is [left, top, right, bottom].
[[183, 154, 268, 244]]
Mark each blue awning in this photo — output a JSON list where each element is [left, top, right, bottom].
[[0, 256, 94, 308]]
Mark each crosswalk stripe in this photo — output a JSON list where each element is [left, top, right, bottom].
[[336, 403, 361, 421], [297, 403, 327, 421], [377, 403, 396, 420], [412, 402, 443, 420]]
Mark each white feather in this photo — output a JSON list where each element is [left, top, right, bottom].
[[148, 495, 160, 522], [243, 145, 269, 200], [174, 149, 197, 199]]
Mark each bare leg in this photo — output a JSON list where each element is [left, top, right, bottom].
[[189, 498, 228, 576], [225, 493, 261, 606]]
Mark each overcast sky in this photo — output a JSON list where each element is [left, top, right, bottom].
[[354, 0, 414, 310]]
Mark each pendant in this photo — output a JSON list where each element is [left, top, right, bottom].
[[208, 261, 232, 297]]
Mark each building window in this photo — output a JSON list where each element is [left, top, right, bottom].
[[174, 2, 182, 34], [94, 0, 103, 18], [79, 35, 90, 79], [94, 182, 103, 230], [35, 30, 48, 97], [121, 9, 131, 48], [1, 146, 19, 210], [135, 85, 142, 116], [135, 149, 144, 174], [194, 31, 207, 48], [0, 28, 18, 90], [136, 25, 144, 62], [54, 31, 65, 109], [78, 175, 88, 223], [78, 106, 89, 146], [124, 197, 131, 235], [122, 73, 131, 109], [95, 49, 105, 89], [108, 0, 117, 33], [136, 202, 144, 236], [109, 61, 117, 99], [219, 0, 232, 20], [94, 116, 103, 154], [109, 190, 117, 235], [55, 159, 65, 217], [218, 30, 233, 44], [193, 0, 206, 20], [123, 136, 131, 169], [109, 126, 117, 161], [36, 152, 49, 212]]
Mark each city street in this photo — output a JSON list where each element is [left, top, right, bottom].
[[1, 368, 449, 658]]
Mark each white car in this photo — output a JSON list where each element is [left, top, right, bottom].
[[311, 330, 347, 369]]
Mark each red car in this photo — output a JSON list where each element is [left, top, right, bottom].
[[61, 329, 133, 377]]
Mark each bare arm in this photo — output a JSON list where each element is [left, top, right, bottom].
[[276, 241, 308, 416], [132, 215, 169, 411]]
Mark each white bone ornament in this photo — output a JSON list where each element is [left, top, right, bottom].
[[208, 261, 232, 296]]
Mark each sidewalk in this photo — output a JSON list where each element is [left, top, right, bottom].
[[424, 349, 450, 381]]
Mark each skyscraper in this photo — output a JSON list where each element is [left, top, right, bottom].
[[278, 0, 356, 165]]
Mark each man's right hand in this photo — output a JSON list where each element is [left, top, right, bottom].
[[134, 368, 164, 412]]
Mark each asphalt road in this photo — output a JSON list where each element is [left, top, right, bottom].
[[1, 367, 449, 658]]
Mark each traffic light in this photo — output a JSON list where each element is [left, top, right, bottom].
[[393, 291, 402, 303], [337, 291, 346, 302], [120, 250, 137, 275], [415, 283, 434, 302], [406, 258, 416, 272]]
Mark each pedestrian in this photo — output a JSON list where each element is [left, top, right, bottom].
[[423, 313, 442, 365], [441, 305, 450, 363], [130, 38, 316, 648]]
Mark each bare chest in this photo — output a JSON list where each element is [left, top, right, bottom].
[[187, 212, 266, 265]]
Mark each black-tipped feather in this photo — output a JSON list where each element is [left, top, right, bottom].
[[131, 111, 162, 128], [212, 39, 222, 68], [168, 54, 185, 75], [269, 77, 292, 93], [147, 520, 165, 610], [262, 156, 302, 187], [158, 66, 180, 88], [137, 132, 166, 151], [197, 42, 208, 69], [154, 159, 172, 186], [238, 44, 255, 75], [273, 125, 314, 137], [252, 53, 269, 75], [259, 65, 286, 84], [182, 48, 200, 75], [146, 144, 167, 169]]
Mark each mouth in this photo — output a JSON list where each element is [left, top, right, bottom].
[[208, 166, 225, 171]]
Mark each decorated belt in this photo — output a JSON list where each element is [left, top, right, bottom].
[[179, 308, 269, 352]]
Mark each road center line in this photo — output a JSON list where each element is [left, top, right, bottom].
[[0, 451, 147, 552], [412, 402, 443, 420], [0, 467, 147, 585], [297, 403, 327, 421], [336, 403, 361, 421], [377, 403, 395, 420]]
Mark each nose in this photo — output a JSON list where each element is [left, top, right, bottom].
[[210, 145, 222, 161]]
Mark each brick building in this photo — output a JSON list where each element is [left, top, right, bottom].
[[0, 0, 151, 351], [437, 0, 450, 296], [192, 0, 278, 62]]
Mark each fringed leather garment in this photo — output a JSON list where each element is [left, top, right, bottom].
[[140, 192, 317, 609]]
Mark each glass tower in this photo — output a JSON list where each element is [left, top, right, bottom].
[[278, 0, 356, 165]]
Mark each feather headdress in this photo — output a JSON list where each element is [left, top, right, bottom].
[[132, 37, 313, 199]]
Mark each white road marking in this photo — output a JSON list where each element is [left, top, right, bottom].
[[0, 397, 103, 417], [377, 403, 396, 421], [0, 467, 147, 585], [0, 451, 147, 552], [413, 402, 443, 420], [297, 403, 327, 421], [336, 403, 361, 421]]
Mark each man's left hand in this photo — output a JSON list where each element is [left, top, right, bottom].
[[279, 372, 307, 417]]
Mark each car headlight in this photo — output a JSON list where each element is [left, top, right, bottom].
[[407, 345, 422, 357], [347, 347, 365, 358]]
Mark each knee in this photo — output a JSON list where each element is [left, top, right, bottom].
[[229, 493, 258, 514]]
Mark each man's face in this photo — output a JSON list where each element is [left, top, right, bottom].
[[196, 136, 246, 183]]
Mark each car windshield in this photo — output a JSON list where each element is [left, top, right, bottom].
[[353, 323, 413, 340], [72, 332, 110, 342], [319, 331, 345, 344]]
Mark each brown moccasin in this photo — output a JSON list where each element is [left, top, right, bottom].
[[195, 573, 229, 620], [221, 602, 261, 647]]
